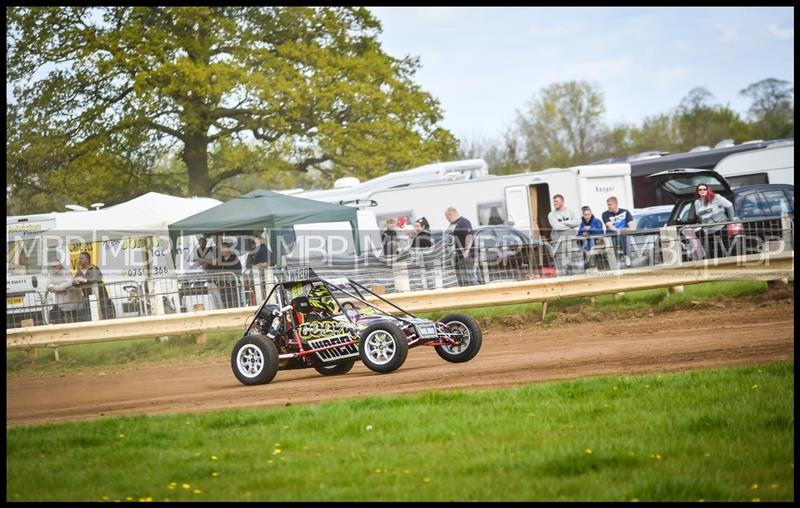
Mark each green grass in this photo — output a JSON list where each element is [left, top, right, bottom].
[[6, 361, 794, 501], [418, 279, 776, 320], [6, 280, 786, 375]]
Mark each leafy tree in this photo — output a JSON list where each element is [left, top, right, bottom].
[[7, 7, 457, 213], [457, 128, 525, 175], [739, 78, 794, 140], [674, 87, 750, 150], [514, 80, 607, 169]]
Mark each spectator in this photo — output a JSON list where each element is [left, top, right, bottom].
[[192, 236, 214, 270], [602, 196, 636, 267], [577, 206, 605, 271], [205, 239, 242, 308], [46, 257, 83, 324], [244, 235, 271, 305], [381, 217, 399, 256], [547, 194, 581, 275], [444, 206, 477, 286], [73, 251, 116, 320], [682, 183, 735, 260], [246, 235, 271, 269], [410, 217, 433, 248]]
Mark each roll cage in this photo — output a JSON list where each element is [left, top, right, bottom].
[[255, 267, 419, 330]]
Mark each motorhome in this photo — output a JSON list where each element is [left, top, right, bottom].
[[712, 142, 793, 187], [295, 159, 489, 205]]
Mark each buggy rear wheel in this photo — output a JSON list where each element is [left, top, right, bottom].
[[314, 360, 356, 376], [358, 322, 409, 374], [231, 335, 279, 385], [435, 313, 482, 363]]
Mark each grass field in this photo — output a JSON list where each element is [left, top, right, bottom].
[[6, 361, 794, 502], [6, 280, 782, 374]]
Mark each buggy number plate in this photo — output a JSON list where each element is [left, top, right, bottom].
[[416, 323, 438, 338]]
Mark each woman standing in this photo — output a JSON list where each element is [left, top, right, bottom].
[[683, 184, 735, 260], [410, 217, 432, 248]]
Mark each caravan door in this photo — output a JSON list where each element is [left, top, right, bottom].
[[504, 184, 550, 240], [504, 186, 530, 232]]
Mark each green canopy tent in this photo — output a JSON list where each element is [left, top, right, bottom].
[[168, 189, 361, 265]]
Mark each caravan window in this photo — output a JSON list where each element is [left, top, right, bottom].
[[6, 237, 44, 275], [728, 173, 768, 187], [477, 202, 505, 226], [376, 211, 412, 228]]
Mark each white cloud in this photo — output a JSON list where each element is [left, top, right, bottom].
[[767, 23, 793, 41], [716, 24, 752, 44]]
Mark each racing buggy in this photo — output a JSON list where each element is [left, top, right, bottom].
[[231, 267, 482, 385]]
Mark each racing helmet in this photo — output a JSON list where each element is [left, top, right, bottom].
[[307, 284, 336, 314]]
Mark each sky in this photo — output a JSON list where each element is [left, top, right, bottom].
[[368, 6, 795, 144]]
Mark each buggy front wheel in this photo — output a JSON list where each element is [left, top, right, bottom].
[[359, 322, 409, 374], [435, 313, 482, 363], [231, 335, 279, 385]]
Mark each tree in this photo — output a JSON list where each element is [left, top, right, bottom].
[[740, 78, 794, 140], [514, 80, 607, 169], [7, 7, 457, 213], [674, 87, 749, 150], [457, 128, 525, 175]]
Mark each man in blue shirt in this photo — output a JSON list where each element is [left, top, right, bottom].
[[601, 196, 636, 267]]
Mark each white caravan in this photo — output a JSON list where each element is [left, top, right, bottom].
[[366, 164, 634, 240], [712, 142, 794, 187], [296, 159, 489, 205]]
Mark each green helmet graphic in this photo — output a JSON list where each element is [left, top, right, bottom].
[[307, 284, 335, 314]]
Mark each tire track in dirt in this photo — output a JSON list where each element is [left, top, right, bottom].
[[6, 297, 794, 427]]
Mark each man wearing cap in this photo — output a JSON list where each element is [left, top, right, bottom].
[[46, 257, 83, 324]]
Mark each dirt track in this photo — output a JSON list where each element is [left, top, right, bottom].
[[6, 291, 794, 428]]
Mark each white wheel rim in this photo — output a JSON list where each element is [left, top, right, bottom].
[[237, 344, 265, 378], [364, 330, 398, 365], [444, 321, 471, 354]]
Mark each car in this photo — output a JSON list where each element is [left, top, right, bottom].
[[471, 225, 555, 284], [231, 267, 482, 385], [632, 205, 675, 230], [648, 169, 793, 258], [625, 205, 675, 267], [732, 184, 794, 219]]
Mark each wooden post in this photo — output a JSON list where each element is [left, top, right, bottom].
[[21, 319, 36, 360], [541, 301, 548, 321], [53, 347, 60, 362], [193, 303, 207, 344]]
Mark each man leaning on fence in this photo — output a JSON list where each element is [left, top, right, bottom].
[[444, 206, 478, 286], [548, 194, 582, 276], [46, 257, 83, 324], [602, 196, 636, 267]]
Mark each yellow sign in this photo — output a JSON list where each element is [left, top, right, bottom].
[[67, 242, 100, 273], [7, 296, 25, 306]]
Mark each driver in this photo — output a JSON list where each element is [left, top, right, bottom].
[[305, 284, 337, 321]]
